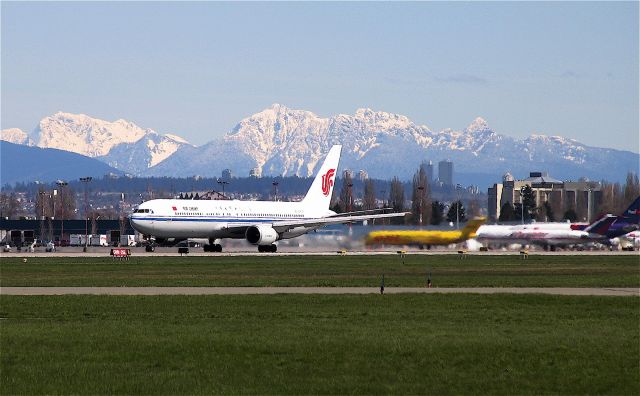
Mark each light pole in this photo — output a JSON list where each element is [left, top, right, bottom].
[[455, 184, 462, 229], [586, 188, 592, 223], [519, 186, 526, 225], [217, 179, 229, 199], [379, 189, 386, 225], [39, 191, 46, 241], [47, 192, 53, 241], [56, 180, 68, 244], [272, 181, 279, 202], [80, 177, 92, 251], [417, 185, 424, 227]]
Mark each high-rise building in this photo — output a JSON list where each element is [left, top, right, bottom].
[[357, 170, 369, 181], [221, 169, 232, 180], [438, 160, 453, 186], [424, 161, 434, 183]]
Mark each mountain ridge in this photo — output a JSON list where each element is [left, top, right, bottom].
[[0, 141, 122, 185], [2, 104, 638, 184], [3, 112, 194, 175]]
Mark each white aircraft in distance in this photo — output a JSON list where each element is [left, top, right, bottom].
[[611, 230, 640, 251], [129, 145, 407, 252], [474, 214, 618, 250]]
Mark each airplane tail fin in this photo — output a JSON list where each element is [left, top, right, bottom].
[[621, 196, 640, 224], [301, 145, 342, 213], [460, 217, 486, 238], [584, 214, 617, 235]]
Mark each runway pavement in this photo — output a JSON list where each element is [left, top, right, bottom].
[[2, 286, 638, 296], [2, 247, 638, 257]]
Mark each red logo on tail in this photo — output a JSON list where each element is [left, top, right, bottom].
[[321, 168, 336, 196]]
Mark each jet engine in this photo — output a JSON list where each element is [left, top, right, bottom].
[[245, 225, 279, 245]]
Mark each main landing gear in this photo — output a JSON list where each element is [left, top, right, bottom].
[[203, 243, 222, 252], [258, 244, 277, 253]]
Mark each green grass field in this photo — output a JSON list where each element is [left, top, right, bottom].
[[1, 294, 638, 395], [1, 255, 639, 287]]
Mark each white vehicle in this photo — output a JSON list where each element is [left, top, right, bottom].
[[70, 234, 85, 246], [90, 234, 109, 247], [130, 145, 406, 253], [45, 241, 56, 252], [120, 235, 137, 247]]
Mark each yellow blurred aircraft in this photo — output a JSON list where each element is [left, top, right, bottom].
[[365, 217, 486, 249]]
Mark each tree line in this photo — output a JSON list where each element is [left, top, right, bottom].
[[331, 162, 479, 225]]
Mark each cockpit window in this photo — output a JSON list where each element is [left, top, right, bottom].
[[134, 209, 153, 213]]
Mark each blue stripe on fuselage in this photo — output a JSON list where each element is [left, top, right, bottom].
[[130, 216, 308, 223]]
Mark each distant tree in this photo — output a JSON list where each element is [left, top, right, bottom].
[[598, 182, 617, 215], [542, 201, 555, 222], [54, 186, 76, 220], [514, 203, 523, 222], [498, 202, 515, 222], [446, 200, 466, 225], [410, 164, 431, 225], [389, 177, 405, 224], [339, 171, 354, 213], [520, 185, 537, 221], [624, 172, 640, 207], [430, 201, 445, 225], [0, 193, 20, 219], [563, 208, 578, 222], [179, 192, 184, 199], [194, 192, 200, 200], [363, 179, 377, 211], [389, 177, 405, 213]]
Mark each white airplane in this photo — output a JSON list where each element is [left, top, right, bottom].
[[474, 215, 617, 250], [129, 145, 407, 252], [610, 230, 640, 251]]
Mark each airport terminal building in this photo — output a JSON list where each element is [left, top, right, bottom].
[[488, 172, 602, 222]]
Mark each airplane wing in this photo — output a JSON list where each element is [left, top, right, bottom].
[[222, 212, 409, 236], [327, 208, 395, 217], [270, 212, 409, 233]]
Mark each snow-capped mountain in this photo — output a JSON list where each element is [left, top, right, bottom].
[[99, 131, 192, 175], [15, 112, 192, 174], [33, 112, 148, 157], [0, 128, 35, 146], [147, 104, 638, 184], [5, 105, 638, 185]]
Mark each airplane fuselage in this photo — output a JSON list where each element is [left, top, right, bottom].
[[130, 199, 332, 240], [475, 224, 605, 246], [365, 230, 473, 246]]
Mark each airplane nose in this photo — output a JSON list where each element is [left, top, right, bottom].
[[129, 216, 142, 231], [129, 216, 154, 234]]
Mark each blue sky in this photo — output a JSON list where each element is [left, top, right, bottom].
[[2, 2, 638, 152]]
